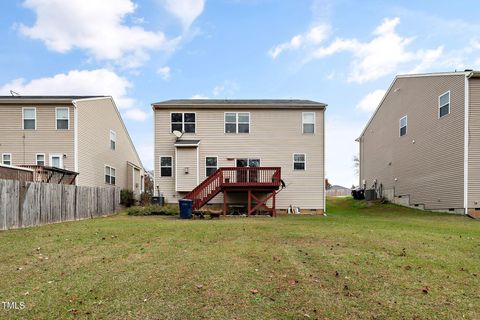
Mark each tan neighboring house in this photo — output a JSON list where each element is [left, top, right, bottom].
[[153, 99, 326, 214], [0, 96, 144, 196], [357, 70, 480, 216]]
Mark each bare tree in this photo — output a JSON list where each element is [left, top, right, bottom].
[[353, 155, 360, 177]]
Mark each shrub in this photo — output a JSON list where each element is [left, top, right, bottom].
[[127, 204, 179, 216], [120, 189, 135, 207]]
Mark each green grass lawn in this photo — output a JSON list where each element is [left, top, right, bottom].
[[0, 198, 479, 319]]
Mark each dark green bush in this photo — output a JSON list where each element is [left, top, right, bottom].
[[126, 204, 179, 216], [120, 189, 135, 207]]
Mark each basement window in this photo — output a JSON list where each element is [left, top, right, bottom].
[[105, 165, 116, 185], [439, 91, 450, 118], [160, 156, 173, 177], [399, 116, 407, 137]]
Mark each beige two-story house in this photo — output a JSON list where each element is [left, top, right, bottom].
[[357, 70, 480, 216], [0, 96, 144, 196], [153, 99, 326, 214]]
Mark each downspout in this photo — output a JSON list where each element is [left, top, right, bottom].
[[464, 73, 471, 214], [72, 100, 79, 173], [323, 108, 326, 213]]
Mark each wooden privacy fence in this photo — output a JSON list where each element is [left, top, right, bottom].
[[0, 179, 120, 230]]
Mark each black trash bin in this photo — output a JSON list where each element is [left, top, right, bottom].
[[152, 196, 165, 206], [178, 199, 193, 219]]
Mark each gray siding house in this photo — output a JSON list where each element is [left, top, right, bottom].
[[153, 99, 326, 214], [0, 96, 144, 196], [357, 70, 480, 216]]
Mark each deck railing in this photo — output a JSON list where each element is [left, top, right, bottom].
[[19, 165, 78, 185]]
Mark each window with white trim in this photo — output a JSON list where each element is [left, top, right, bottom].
[[36, 154, 45, 166], [439, 91, 450, 118], [205, 157, 218, 176], [105, 166, 116, 185], [293, 153, 306, 170], [225, 112, 250, 133], [399, 116, 407, 137], [171, 113, 196, 133], [110, 130, 116, 150], [160, 156, 173, 177], [23, 107, 36, 130], [302, 112, 315, 134], [56, 107, 69, 129], [2, 153, 12, 166]]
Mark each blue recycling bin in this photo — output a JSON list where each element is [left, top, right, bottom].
[[178, 199, 193, 219]]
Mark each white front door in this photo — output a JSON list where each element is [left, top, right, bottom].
[[49, 154, 63, 169]]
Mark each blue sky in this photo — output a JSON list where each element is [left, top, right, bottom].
[[1, 0, 480, 187]]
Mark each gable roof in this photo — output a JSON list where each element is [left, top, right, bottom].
[[152, 99, 327, 109], [356, 70, 473, 141]]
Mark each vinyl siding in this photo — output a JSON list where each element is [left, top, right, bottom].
[[0, 104, 74, 170], [468, 78, 480, 208], [154, 107, 325, 209], [359, 74, 465, 210], [76, 98, 143, 193]]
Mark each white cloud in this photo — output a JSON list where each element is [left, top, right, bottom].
[[163, 0, 205, 30], [18, 0, 182, 67], [272, 17, 445, 83], [269, 24, 330, 59], [191, 94, 209, 99], [123, 108, 148, 121], [356, 89, 386, 113], [157, 66, 171, 80], [0, 69, 148, 121], [408, 47, 444, 74], [212, 80, 238, 97]]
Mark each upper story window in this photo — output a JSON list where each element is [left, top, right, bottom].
[[439, 91, 450, 118], [171, 113, 196, 133], [36, 153, 45, 166], [399, 116, 407, 137], [225, 112, 250, 134], [205, 157, 218, 177], [160, 156, 173, 177], [110, 130, 116, 150], [293, 153, 306, 170], [2, 153, 12, 166], [105, 165, 116, 185], [23, 107, 36, 130], [56, 107, 69, 130], [302, 112, 315, 134]]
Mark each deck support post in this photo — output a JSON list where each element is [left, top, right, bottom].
[[247, 190, 251, 216], [272, 191, 276, 217], [223, 189, 227, 216]]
